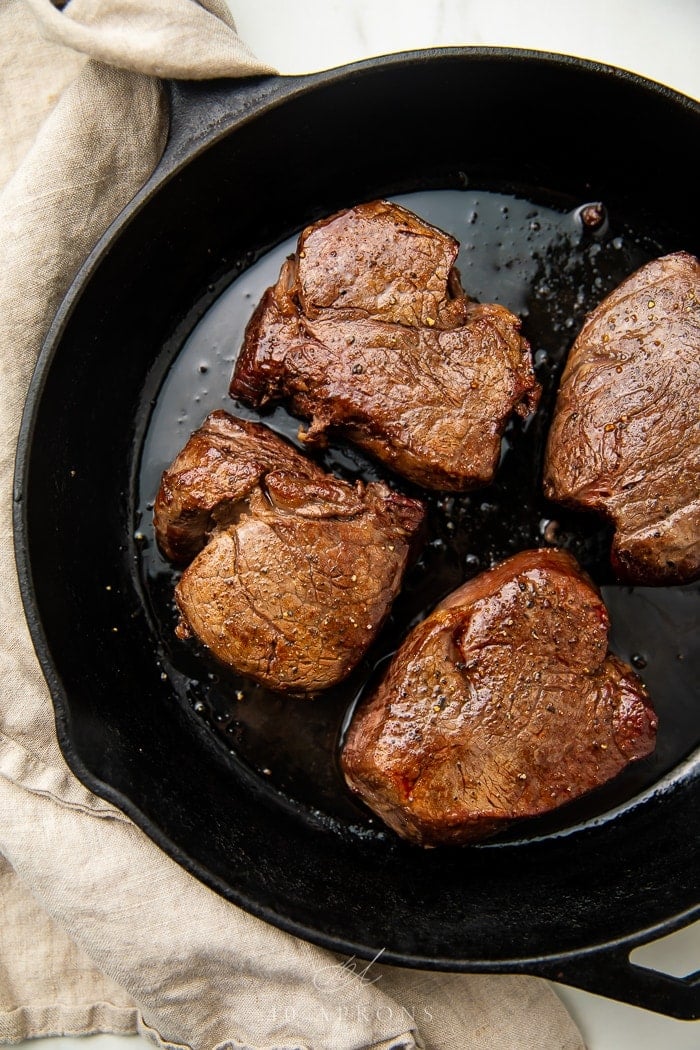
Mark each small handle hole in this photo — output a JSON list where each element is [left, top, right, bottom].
[[630, 920, 700, 981]]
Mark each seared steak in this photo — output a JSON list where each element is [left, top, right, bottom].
[[230, 200, 539, 490], [341, 549, 657, 846], [544, 251, 700, 584], [154, 411, 425, 693]]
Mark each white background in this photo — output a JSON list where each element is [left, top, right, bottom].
[[18, 2, 699, 1049]]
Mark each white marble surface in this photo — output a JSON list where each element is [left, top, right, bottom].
[[232, 0, 700, 100], [15, 2, 699, 1049]]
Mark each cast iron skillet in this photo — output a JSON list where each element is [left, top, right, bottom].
[[14, 49, 700, 1017]]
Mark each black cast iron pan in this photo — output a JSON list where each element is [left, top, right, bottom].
[[14, 49, 700, 1017]]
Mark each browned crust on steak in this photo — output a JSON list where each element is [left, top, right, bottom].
[[230, 200, 540, 490], [544, 251, 700, 584], [154, 411, 324, 564], [154, 411, 426, 693], [341, 549, 657, 845]]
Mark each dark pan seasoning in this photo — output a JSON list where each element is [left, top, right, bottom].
[[136, 188, 698, 841]]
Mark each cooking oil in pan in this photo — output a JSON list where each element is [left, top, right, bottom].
[[135, 188, 699, 845]]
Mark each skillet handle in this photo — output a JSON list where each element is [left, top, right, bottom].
[[158, 75, 301, 180], [534, 937, 700, 1020]]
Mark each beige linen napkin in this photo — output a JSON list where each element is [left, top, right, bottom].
[[0, 2, 585, 1048]]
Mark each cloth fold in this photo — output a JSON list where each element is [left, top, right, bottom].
[[24, 0, 276, 77], [0, 2, 585, 1048]]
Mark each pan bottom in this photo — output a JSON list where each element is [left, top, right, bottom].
[[135, 186, 699, 846]]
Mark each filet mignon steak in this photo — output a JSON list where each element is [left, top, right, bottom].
[[341, 549, 657, 846], [230, 200, 540, 490], [154, 411, 425, 693], [544, 251, 700, 584]]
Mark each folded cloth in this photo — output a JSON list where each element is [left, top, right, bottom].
[[0, 2, 585, 1048]]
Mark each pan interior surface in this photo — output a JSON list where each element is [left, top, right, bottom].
[[137, 186, 698, 842], [17, 52, 699, 971]]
